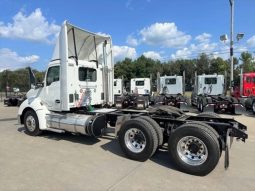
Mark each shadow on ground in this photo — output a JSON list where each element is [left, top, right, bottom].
[[18, 125, 179, 172], [101, 136, 178, 172], [17, 126, 100, 145]]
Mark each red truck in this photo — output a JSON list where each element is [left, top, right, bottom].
[[232, 72, 255, 113]]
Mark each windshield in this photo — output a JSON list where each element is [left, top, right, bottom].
[[205, 77, 217, 84], [165, 78, 176, 85]]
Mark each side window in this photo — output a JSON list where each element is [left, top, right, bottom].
[[114, 81, 117, 86], [79, 67, 97, 82], [46, 66, 60, 86]]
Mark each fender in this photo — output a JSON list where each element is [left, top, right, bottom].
[[18, 96, 50, 130]]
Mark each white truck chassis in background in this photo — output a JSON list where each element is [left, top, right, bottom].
[[115, 78, 151, 110], [152, 73, 188, 111], [18, 21, 247, 176], [191, 74, 245, 114]]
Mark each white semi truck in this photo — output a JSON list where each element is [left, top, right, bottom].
[[191, 74, 245, 114], [115, 78, 151, 110], [152, 74, 188, 111], [130, 78, 151, 95], [18, 21, 248, 176]]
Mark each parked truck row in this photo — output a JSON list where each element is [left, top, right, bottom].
[[113, 72, 248, 114], [114, 73, 188, 111], [18, 21, 247, 176]]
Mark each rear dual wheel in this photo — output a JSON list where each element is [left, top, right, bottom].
[[168, 122, 220, 176], [118, 118, 159, 161], [138, 116, 163, 146]]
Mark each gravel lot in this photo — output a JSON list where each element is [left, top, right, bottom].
[[0, 102, 254, 191]]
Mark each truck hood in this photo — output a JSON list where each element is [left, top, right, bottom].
[[26, 88, 42, 99]]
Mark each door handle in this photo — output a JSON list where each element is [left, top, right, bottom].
[[55, 100, 60, 103]]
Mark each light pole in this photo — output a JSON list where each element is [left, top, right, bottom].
[[229, 0, 234, 92], [220, 0, 244, 93]]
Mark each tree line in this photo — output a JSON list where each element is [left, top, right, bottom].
[[0, 68, 45, 92], [0, 52, 254, 92], [114, 52, 255, 90]]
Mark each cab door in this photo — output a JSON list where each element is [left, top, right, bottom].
[[44, 65, 61, 111]]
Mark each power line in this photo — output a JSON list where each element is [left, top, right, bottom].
[[163, 49, 255, 62]]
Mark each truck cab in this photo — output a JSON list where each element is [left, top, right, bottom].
[[113, 79, 123, 96], [191, 74, 244, 114], [159, 75, 183, 95], [191, 74, 224, 106], [192, 74, 222, 103], [18, 21, 114, 135], [195, 74, 224, 96], [24, 21, 114, 113], [130, 78, 151, 95], [242, 73, 255, 96]]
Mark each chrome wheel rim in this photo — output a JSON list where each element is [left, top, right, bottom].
[[25, 115, 36, 132], [252, 102, 255, 112], [124, 128, 146, 153], [177, 136, 208, 166]]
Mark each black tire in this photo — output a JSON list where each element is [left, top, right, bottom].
[[197, 112, 221, 118], [197, 98, 201, 111], [138, 116, 163, 146], [118, 118, 158, 161], [168, 122, 221, 176], [24, 110, 42, 136], [200, 97, 208, 112], [252, 101, 255, 114], [199, 101, 204, 112], [144, 96, 149, 108]]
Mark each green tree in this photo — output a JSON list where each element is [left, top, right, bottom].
[[240, 52, 254, 72], [196, 53, 210, 75]]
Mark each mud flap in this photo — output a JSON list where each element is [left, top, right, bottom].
[[203, 104, 215, 112], [233, 104, 246, 115], [225, 129, 233, 169], [179, 102, 189, 112], [115, 96, 124, 109]]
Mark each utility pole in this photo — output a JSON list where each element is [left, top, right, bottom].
[[229, 0, 234, 93], [5, 69, 8, 98]]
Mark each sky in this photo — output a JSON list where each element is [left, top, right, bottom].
[[0, 0, 255, 71]]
